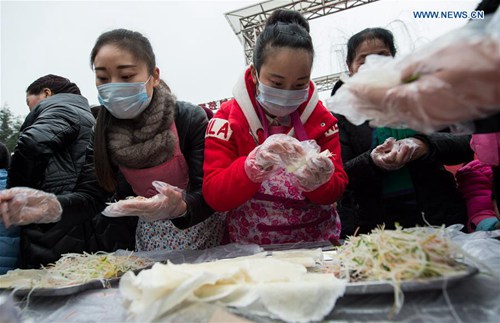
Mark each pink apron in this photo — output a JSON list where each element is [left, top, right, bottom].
[[226, 109, 341, 245], [120, 122, 225, 251]]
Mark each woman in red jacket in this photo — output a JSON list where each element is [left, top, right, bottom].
[[202, 9, 348, 245]]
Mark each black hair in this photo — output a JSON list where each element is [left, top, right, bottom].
[[0, 142, 10, 169], [475, 0, 499, 15], [253, 9, 314, 73], [346, 28, 397, 67], [90, 29, 156, 75], [26, 74, 81, 95]]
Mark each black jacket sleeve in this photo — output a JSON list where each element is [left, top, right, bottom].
[[171, 101, 214, 229], [56, 132, 109, 224], [8, 104, 80, 189], [412, 133, 474, 165], [474, 112, 500, 133], [334, 113, 385, 188], [57, 132, 138, 253]]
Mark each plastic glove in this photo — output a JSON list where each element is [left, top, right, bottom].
[[0, 187, 62, 228], [293, 151, 335, 192], [370, 137, 420, 171], [352, 30, 500, 132], [102, 181, 187, 222], [245, 134, 305, 183], [327, 13, 500, 133], [396, 138, 428, 162]]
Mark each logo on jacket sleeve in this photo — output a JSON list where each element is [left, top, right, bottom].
[[324, 123, 339, 137], [205, 118, 233, 141]]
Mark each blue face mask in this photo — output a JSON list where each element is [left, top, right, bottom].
[[97, 76, 152, 119], [256, 76, 309, 117]]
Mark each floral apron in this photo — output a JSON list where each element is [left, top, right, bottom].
[[226, 109, 341, 245], [120, 122, 224, 251]]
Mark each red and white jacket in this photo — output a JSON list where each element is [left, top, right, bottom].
[[202, 68, 348, 211]]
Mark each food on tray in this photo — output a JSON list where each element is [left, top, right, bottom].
[[329, 226, 466, 281], [325, 225, 467, 315], [0, 252, 151, 290], [119, 256, 347, 323], [269, 248, 324, 267], [116, 226, 474, 321]]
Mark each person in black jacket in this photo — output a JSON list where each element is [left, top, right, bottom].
[[6, 74, 95, 268], [0, 29, 218, 265], [331, 28, 474, 238]]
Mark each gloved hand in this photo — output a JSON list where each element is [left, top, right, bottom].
[[351, 36, 500, 132], [102, 181, 187, 222], [0, 187, 62, 228], [370, 137, 420, 171], [396, 138, 428, 162], [293, 151, 335, 192], [245, 134, 305, 183]]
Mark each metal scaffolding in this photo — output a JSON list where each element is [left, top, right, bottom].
[[201, 0, 379, 110], [312, 72, 344, 93], [225, 0, 380, 66]]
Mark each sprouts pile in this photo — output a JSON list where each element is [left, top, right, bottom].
[[333, 226, 465, 282], [40, 252, 152, 287], [0, 252, 152, 290], [328, 225, 467, 316]]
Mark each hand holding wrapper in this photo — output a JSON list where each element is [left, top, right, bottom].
[[289, 140, 335, 192], [244, 134, 305, 183], [245, 134, 335, 191], [326, 11, 500, 133], [370, 137, 420, 171], [102, 180, 187, 222]]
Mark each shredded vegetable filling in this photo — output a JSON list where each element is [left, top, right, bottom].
[[40, 252, 151, 287], [328, 226, 466, 316], [0, 252, 151, 290]]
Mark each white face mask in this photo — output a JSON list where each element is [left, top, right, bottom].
[[97, 76, 152, 119], [256, 76, 309, 117]]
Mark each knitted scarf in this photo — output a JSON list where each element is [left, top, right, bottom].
[[107, 80, 177, 169]]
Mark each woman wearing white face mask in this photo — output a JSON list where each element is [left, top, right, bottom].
[[203, 9, 348, 245], [0, 29, 221, 262]]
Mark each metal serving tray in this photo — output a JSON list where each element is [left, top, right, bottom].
[[1, 277, 119, 298], [344, 263, 479, 295], [0, 265, 151, 298]]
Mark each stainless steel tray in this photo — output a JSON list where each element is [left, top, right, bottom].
[[344, 263, 479, 295], [1, 276, 122, 298], [261, 240, 338, 251], [0, 264, 152, 298]]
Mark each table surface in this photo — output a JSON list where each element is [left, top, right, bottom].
[[15, 273, 499, 323], [6, 230, 500, 322]]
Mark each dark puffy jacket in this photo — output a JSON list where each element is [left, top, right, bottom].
[[334, 114, 474, 238], [8, 93, 95, 268], [63, 101, 214, 256]]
